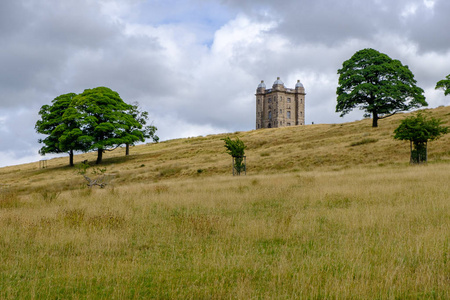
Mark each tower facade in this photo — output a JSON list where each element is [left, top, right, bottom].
[[256, 77, 306, 129]]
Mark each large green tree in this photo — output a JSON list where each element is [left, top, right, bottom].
[[336, 48, 427, 127], [35, 93, 86, 166], [72, 87, 145, 164], [394, 112, 448, 164], [435, 74, 450, 96]]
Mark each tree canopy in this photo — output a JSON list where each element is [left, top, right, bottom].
[[36, 87, 158, 165], [125, 103, 159, 156], [336, 48, 427, 127], [435, 74, 450, 96], [72, 87, 147, 164], [393, 112, 448, 163], [35, 93, 85, 166]]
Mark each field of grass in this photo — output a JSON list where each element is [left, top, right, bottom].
[[0, 106, 449, 298]]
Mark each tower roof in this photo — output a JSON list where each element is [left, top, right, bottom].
[[273, 77, 284, 86], [257, 80, 266, 88], [295, 79, 304, 88]]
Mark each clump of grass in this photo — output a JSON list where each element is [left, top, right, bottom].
[[75, 186, 93, 198], [86, 211, 125, 230], [60, 208, 86, 227], [323, 193, 352, 209], [154, 184, 169, 194], [36, 188, 61, 203], [0, 190, 20, 208], [350, 138, 378, 147], [260, 152, 270, 157], [170, 209, 221, 236], [158, 166, 183, 177]]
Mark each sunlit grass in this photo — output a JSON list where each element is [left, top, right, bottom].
[[0, 165, 449, 298], [0, 106, 449, 298]]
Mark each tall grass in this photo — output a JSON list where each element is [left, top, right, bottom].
[[0, 106, 449, 297], [0, 164, 448, 298]]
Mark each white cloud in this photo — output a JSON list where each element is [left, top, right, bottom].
[[423, 0, 435, 9], [401, 3, 419, 19]]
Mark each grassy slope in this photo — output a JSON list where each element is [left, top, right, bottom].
[[1, 106, 450, 192], [0, 106, 449, 298]]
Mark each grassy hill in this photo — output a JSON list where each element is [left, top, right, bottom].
[[1, 105, 450, 193], [0, 106, 449, 298]]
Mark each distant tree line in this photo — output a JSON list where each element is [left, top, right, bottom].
[[35, 87, 158, 166]]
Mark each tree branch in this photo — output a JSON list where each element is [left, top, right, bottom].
[[378, 111, 398, 119]]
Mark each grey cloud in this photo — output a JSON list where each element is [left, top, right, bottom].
[[406, 0, 450, 52], [64, 37, 171, 100], [0, 1, 31, 38], [0, 0, 127, 109], [28, 1, 123, 49], [222, 0, 450, 52]]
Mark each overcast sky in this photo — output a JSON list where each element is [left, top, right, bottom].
[[1, 0, 449, 167]]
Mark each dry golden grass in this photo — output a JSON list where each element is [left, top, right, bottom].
[[0, 106, 449, 298], [2, 106, 450, 192]]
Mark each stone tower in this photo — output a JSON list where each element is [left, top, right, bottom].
[[256, 77, 306, 129]]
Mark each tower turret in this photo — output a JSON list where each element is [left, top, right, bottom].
[[256, 80, 266, 94], [272, 77, 285, 91]]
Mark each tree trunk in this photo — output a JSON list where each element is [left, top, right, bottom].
[[372, 112, 379, 127], [69, 149, 74, 167], [96, 148, 103, 164], [126, 143, 129, 156], [411, 141, 427, 164]]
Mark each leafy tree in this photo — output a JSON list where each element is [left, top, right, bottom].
[[435, 74, 450, 96], [124, 103, 159, 156], [222, 137, 247, 175], [394, 112, 448, 164], [337, 48, 427, 127], [35, 93, 85, 166], [72, 87, 144, 164]]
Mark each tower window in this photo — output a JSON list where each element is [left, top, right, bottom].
[[268, 98, 272, 103], [287, 98, 291, 103], [287, 111, 291, 119], [269, 111, 272, 120]]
